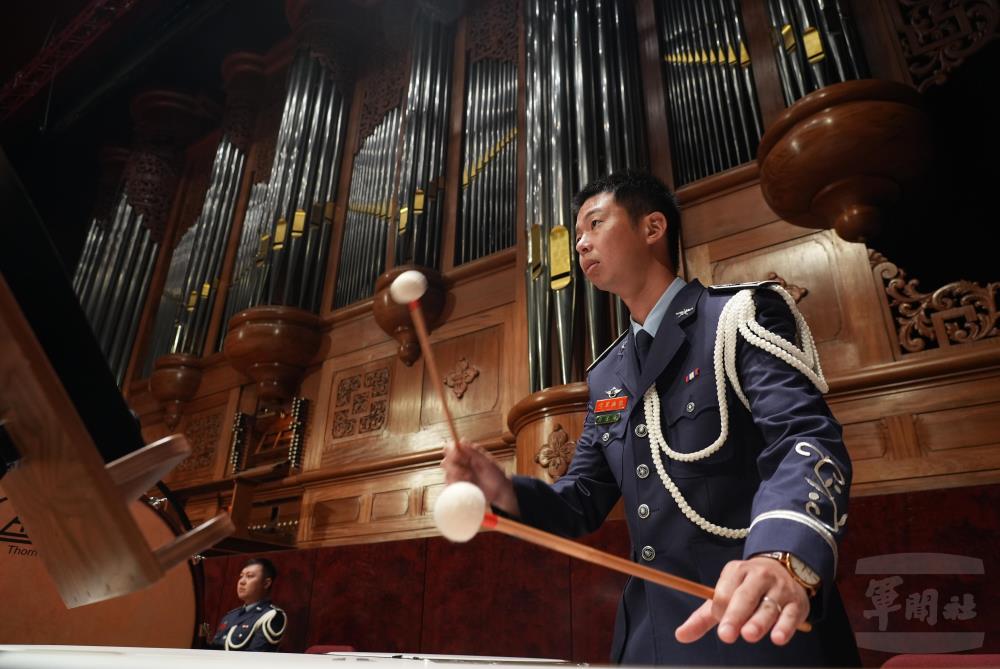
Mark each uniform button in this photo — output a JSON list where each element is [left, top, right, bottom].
[[634, 424, 648, 438], [637, 503, 650, 519], [601, 432, 610, 443], [641, 546, 656, 562], [686, 401, 696, 413], [636, 464, 649, 479]]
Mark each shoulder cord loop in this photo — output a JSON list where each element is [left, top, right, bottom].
[[224, 608, 284, 650], [644, 285, 827, 539]]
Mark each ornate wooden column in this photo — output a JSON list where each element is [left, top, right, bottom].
[[507, 383, 589, 481], [285, 0, 361, 82], [124, 90, 216, 244], [133, 91, 215, 413]]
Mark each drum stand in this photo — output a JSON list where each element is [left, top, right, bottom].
[[0, 274, 234, 608]]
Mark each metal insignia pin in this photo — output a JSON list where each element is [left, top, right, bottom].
[[675, 307, 694, 317], [606, 386, 622, 398]]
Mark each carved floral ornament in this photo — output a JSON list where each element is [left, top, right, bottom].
[[870, 249, 999, 353], [443, 357, 479, 399], [535, 424, 576, 482], [892, 0, 999, 92]]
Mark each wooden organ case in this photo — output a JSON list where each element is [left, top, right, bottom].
[[26, 0, 1000, 662]]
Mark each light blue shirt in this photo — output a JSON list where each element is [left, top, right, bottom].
[[630, 277, 686, 338]]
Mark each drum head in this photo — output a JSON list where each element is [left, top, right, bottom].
[[0, 492, 198, 647]]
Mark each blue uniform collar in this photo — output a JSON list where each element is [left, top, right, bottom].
[[243, 598, 270, 612], [631, 277, 686, 338]]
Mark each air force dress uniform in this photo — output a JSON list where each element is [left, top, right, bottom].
[[511, 279, 860, 667], [210, 599, 286, 652]]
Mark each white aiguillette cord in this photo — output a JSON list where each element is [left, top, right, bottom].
[[643, 286, 828, 539]]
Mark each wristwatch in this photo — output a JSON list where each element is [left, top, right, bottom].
[[756, 551, 821, 597]]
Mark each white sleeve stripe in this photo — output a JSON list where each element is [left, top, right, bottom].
[[749, 510, 838, 571]]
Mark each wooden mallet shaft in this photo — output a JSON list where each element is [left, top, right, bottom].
[[407, 300, 460, 446], [483, 512, 812, 633]]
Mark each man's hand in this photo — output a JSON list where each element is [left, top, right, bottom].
[[675, 556, 810, 646], [441, 439, 520, 516]]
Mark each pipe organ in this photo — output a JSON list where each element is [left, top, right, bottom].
[[46, 0, 1000, 560], [74, 188, 159, 385], [525, 0, 648, 390], [335, 108, 402, 307], [762, 0, 868, 104], [658, 0, 763, 186], [395, 10, 455, 270], [233, 49, 349, 316]]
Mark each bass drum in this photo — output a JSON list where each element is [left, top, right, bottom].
[[0, 491, 202, 647]]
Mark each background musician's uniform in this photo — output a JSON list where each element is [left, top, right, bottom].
[[210, 599, 286, 652]]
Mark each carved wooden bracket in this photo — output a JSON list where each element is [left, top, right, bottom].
[[149, 353, 203, 429], [222, 305, 321, 407], [372, 265, 447, 366], [757, 79, 933, 244]]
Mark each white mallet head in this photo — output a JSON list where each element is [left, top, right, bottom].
[[433, 481, 487, 543], [389, 270, 429, 305]]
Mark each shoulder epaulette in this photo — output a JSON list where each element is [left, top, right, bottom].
[[707, 280, 779, 294], [586, 329, 629, 373]]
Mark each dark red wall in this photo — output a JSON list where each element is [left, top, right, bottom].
[[201, 484, 1000, 665]]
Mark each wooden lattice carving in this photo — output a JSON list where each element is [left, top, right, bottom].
[[892, 0, 1000, 91], [331, 366, 391, 440], [871, 249, 999, 353]]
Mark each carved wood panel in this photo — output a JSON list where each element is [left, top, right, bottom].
[[168, 407, 224, 485], [832, 368, 1000, 495], [467, 0, 519, 64], [871, 250, 999, 355], [326, 357, 393, 446], [300, 466, 442, 545], [420, 326, 501, 428], [889, 0, 1000, 91], [711, 236, 843, 344]]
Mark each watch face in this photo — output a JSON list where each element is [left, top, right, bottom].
[[789, 555, 820, 585]]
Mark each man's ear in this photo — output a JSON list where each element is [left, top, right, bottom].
[[264, 577, 273, 590], [643, 211, 668, 245]]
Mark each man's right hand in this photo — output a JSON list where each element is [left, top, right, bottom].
[[441, 439, 520, 516]]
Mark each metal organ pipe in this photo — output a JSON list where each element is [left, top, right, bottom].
[[523, 0, 647, 391], [72, 192, 159, 386]]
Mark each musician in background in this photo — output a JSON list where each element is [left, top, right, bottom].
[[209, 557, 286, 652]]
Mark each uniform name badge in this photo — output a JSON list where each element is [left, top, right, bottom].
[[595, 396, 627, 413], [595, 396, 627, 424]]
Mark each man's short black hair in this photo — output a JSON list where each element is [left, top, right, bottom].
[[572, 169, 681, 271], [243, 557, 277, 585]]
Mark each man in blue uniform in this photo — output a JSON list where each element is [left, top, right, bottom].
[[442, 170, 860, 666], [210, 557, 286, 652]]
